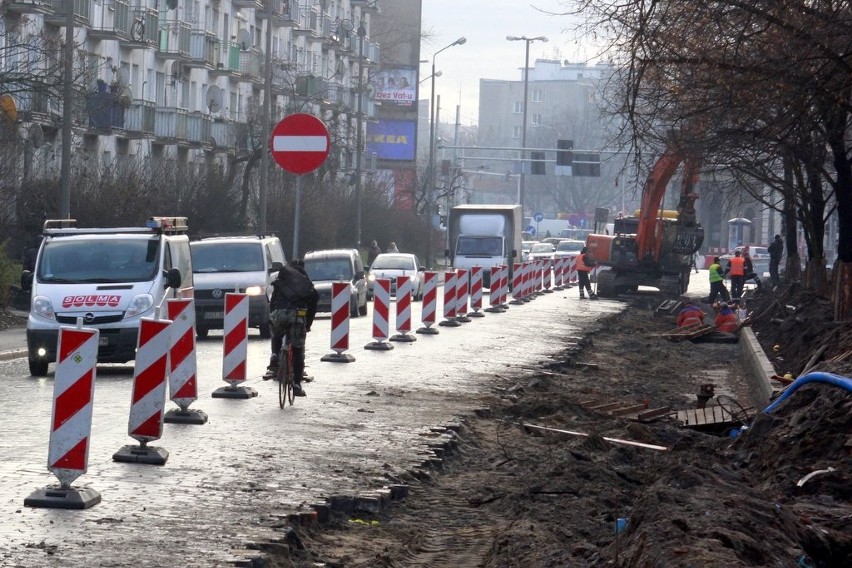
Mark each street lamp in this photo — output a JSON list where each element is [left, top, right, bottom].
[[427, 36, 466, 269], [354, 21, 367, 252], [506, 35, 548, 216]]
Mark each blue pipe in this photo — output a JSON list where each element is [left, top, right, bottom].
[[763, 372, 852, 414]]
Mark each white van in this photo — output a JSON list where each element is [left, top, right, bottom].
[[22, 217, 193, 376], [190, 234, 286, 339]]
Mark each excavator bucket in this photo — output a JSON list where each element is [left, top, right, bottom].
[[671, 225, 704, 255]]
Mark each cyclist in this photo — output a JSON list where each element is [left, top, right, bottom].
[[264, 260, 318, 397]]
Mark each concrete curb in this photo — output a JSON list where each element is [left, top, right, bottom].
[[739, 327, 781, 408], [0, 348, 27, 362]]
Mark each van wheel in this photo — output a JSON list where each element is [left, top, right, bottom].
[[29, 358, 48, 377], [196, 326, 209, 339], [258, 321, 272, 339]]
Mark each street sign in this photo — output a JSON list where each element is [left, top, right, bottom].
[[270, 113, 330, 175], [533, 212, 544, 222], [525, 225, 536, 235]]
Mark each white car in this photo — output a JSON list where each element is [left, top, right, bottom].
[[553, 239, 585, 259], [368, 253, 426, 300], [527, 242, 556, 267], [521, 240, 537, 262]]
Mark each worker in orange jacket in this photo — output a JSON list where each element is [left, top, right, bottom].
[[676, 301, 705, 327], [725, 250, 746, 299], [714, 302, 738, 333]]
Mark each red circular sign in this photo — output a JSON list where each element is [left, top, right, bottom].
[[270, 113, 331, 175]]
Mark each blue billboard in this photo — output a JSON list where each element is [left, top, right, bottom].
[[366, 119, 416, 161]]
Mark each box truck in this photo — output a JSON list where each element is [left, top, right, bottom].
[[445, 204, 523, 288]]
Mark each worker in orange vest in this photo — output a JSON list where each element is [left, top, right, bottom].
[[676, 301, 705, 327], [576, 248, 597, 299], [725, 250, 746, 299], [714, 302, 739, 333]]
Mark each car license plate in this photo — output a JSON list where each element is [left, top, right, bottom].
[[99, 336, 109, 346], [205, 312, 224, 319]]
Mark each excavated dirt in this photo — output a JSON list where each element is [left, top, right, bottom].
[[261, 287, 852, 568]]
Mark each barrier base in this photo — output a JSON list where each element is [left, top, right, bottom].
[[24, 485, 101, 510], [510, 299, 524, 305], [365, 341, 394, 351], [554, 285, 565, 291], [468, 311, 486, 318], [438, 319, 461, 327], [321, 352, 356, 363], [483, 307, 503, 313], [543, 289, 554, 293], [390, 333, 417, 342], [113, 444, 169, 465], [416, 326, 439, 335], [456, 315, 472, 323], [164, 407, 209, 425], [212, 385, 258, 399]]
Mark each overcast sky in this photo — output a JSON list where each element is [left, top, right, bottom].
[[420, 0, 599, 126]]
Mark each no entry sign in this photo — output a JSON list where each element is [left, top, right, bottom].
[[270, 113, 331, 175]]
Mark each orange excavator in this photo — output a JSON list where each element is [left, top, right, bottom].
[[586, 144, 704, 297]]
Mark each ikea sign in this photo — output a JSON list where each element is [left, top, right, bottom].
[[367, 120, 416, 161]]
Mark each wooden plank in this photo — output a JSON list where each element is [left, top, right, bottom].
[[610, 404, 648, 417], [587, 402, 623, 412], [637, 406, 672, 421]]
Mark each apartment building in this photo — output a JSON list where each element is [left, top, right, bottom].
[[1, 0, 380, 175]]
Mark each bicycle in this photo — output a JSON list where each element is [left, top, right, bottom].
[[274, 308, 307, 408]]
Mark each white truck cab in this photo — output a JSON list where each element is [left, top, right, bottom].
[[21, 217, 193, 376]]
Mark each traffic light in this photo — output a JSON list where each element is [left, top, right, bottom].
[[556, 139, 573, 176], [530, 151, 545, 175]]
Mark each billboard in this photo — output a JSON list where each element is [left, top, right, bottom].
[[366, 119, 416, 161], [371, 68, 418, 107]]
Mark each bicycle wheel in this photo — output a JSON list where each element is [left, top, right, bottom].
[[277, 348, 290, 408], [285, 344, 295, 405]]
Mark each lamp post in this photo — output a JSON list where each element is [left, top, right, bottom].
[[259, 0, 274, 234], [506, 35, 547, 216], [354, 21, 367, 252], [427, 36, 466, 269]]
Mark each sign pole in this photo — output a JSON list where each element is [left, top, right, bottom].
[[293, 175, 302, 260]]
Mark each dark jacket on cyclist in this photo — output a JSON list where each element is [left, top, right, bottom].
[[269, 264, 319, 330]]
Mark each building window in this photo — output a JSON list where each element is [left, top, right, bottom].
[[531, 113, 542, 126], [513, 126, 522, 138], [532, 89, 543, 102], [513, 101, 523, 114]]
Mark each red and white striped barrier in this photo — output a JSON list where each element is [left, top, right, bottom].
[[114, 315, 172, 464], [322, 282, 355, 362], [543, 259, 553, 292], [439, 270, 461, 326], [569, 256, 578, 285], [521, 262, 532, 300], [554, 257, 566, 289], [25, 322, 102, 509], [416, 271, 440, 334], [455, 269, 470, 322], [390, 275, 416, 342], [212, 293, 257, 399], [468, 266, 485, 317], [485, 266, 503, 313], [366, 278, 394, 350], [499, 264, 510, 306], [511, 263, 524, 304], [164, 299, 207, 424]]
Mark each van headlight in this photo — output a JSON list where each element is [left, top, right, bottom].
[[31, 296, 55, 320], [125, 294, 154, 319], [244, 285, 264, 296]]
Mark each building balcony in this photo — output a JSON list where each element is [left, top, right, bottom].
[[5, 0, 54, 16], [258, 0, 299, 26], [154, 106, 188, 143], [209, 43, 241, 77], [88, 0, 131, 41], [362, 40, 380, 65], [266, 58, 296, 94], [231, 0, 262, 9], [351, 0, 380, 11], [238, 49, 263, 84], [185, 29, 217, 69], [85, 91, 128, 131], [320, 81, 346, 108], [122, 99, 156, 138], [293, 5, 321, 37], [155, 20, 191, 60], [185, 111, 211, 148], [210, 119, 235, 153], [118, 8, 159, 49], [15, 89, 63, 123], [44, 0, 90, 26]]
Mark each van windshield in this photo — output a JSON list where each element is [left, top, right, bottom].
[[456, 236, 503, 257], [192, 242, 265, 273], [38, 238, 160, 283], [303, 258, 353, 282]]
